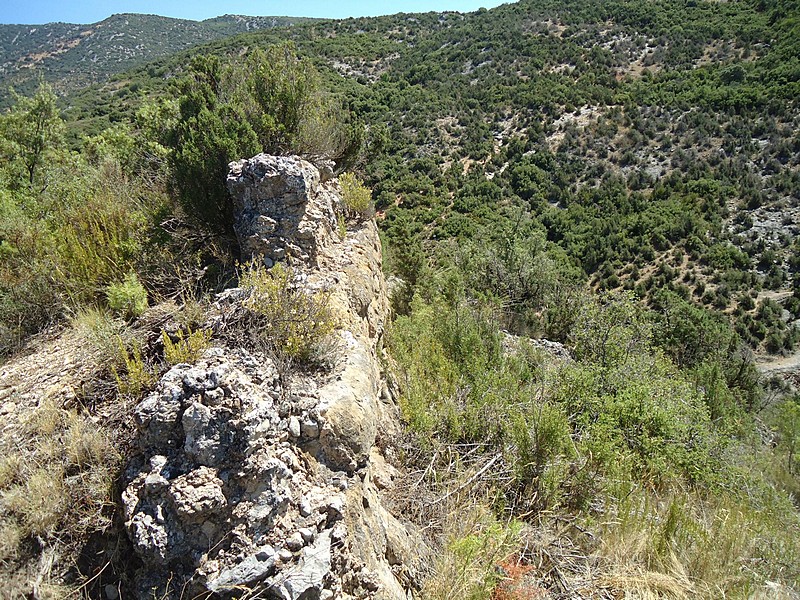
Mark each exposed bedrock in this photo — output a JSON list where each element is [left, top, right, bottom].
[[122, 155, 426, 599]]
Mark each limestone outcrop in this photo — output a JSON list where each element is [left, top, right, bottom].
[[121, 155, 425, 599], [227, 154, 339, 267]]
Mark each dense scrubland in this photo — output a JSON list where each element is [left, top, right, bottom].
[[0, 0, 799, 596]]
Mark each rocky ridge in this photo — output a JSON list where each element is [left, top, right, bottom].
[[121, 154, 425, 599]]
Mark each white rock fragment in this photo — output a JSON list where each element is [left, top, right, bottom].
[[278, 548, 294, 562], [286, 531, 304, 551], [299, 498, 313, 517], [288, 416, 301, 438], [299, 527, 315, 543]]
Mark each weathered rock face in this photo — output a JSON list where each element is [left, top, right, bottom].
[[122, 155, 425, 599], [227, 154, 339, 267]]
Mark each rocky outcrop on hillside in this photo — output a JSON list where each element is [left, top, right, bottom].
[[121, 155, 426, 599], [227, 154, 339, 267]]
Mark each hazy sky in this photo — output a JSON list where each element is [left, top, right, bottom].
[[0, 1, 508, 24]]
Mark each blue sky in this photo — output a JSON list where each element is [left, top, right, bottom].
[[0, 1, 508, 24]]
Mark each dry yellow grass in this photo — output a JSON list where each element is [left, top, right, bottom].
[[2, 466, 68, 538], [65, 414, 116, 469], [0, 399, 120, 568], [0, 521, 22, 560], [593, 485, 798, 599], [0, 455, 22, 489]]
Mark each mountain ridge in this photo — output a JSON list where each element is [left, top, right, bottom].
[[0, 1, 799, 595], [0, 13, 316, 100]]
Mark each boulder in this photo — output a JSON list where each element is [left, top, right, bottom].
[[227, 154, 340, 266]]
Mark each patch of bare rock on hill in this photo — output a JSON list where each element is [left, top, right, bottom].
[[121, 154, 427, 599]]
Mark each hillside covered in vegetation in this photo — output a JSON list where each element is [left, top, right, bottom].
[[0, 0, 799, 597], [0, 13, 313, 102]]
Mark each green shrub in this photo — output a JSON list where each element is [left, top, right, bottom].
[[509, 402, 573, 501], [170, 46, 360, 234], [239, 261, 336, 364], [50, 160, 149, 295], [0, 152, 157, 356], [113, 341, 156, 398], [339, 172, 374, 220], [162, 327, 212, 365], [571, 291, 651, 372], [0, 82, 64, 188], [392, 295, 582, 510], [106, 273, 148, 320]]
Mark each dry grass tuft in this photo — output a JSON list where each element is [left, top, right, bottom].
[[3, 466, 68, 538], [593, 484, 800, 598], [24, 400, 70, 437], [599, 571, 694, 599], [0, 520, 22, 560], [69, 306, 130, 368], [390, 451, 523, 600], [0, 454, 22, 489], [65, 415, 117, 469], [0, 399, 120, 572]]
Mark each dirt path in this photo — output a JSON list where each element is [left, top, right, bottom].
[[756, 289, 793, 304], [756, 349, 800, 374]]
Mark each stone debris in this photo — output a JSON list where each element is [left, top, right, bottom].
[[122, 155, 426, 599], [502, 332, 572, 363]]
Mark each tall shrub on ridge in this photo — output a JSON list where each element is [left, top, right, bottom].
[[169, 44, 361, 235]]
